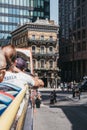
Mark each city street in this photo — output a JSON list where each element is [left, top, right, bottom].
[[33, 90, 87, 130]]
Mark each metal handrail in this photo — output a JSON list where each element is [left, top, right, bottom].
[[0, 87, 27, 130]]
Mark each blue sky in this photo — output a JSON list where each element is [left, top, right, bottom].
[[50, 0, 58, 24]]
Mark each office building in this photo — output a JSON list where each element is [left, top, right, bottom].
[[0, 0, 50, 45], [59, 0, 87, 82]]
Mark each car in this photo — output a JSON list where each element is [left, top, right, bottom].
[[77, 79, 87, 92]]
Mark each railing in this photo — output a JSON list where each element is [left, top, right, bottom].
[[0, 86, 29, 130]]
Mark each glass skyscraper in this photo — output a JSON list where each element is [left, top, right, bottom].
[[0, 0, 50, 45]]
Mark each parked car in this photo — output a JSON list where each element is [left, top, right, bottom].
[[77, 79, 87, 92]]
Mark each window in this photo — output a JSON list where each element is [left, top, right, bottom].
[[38, 11, 41, 17], [41, 60, 45, 68], [4, 0, 8, 4], [77, 42, 81, 51], [77, 31, 81, 40], [82, 29, 86, 38], [73, 0, 76, 8], [77, 0, 80, 6], [82, 41, 86, 50], [49, 46, 53, 53], [41, 12, 44, 17], [73, 21, 76, 30], [73, 11, 76, 19], [32, 35, 35, 40], [49, 36, 53, 41], [32, 46, 36, 53], [34, 11, 37, 16], [31, 0, 33, 7], [40, 35, 44, 40], [38, 0, 40, 7], [82, 5, 86, 15], [77, 8, 80, 17], [49, 60, 53, 68], [40, 46, 44, 54], [82, 16, 86, 27], [69, 14, 72, 21], [77, 19, 80, 29]]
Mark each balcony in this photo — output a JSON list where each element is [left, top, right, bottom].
[[28, 38, 57, 46], [34, 66, 58, 71], [33, 52, 57, 60]]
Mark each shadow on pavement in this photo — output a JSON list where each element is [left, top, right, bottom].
[[49, 104, 87, 130]]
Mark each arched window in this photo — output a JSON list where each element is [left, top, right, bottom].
[[49, 36, 53, 41], [32, 35, 35, 40], [40, 59, 45, 68], [49, 46, 53, 53], [49, 60, 53, 68], [40, 46, 44, 54], [32, 46, 36, 53], [40, 35, 44, 40]]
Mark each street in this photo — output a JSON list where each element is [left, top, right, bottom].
[[33, 90, 87, 130]]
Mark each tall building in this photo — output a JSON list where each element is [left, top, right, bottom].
[[59, 0, 87, 82], [11, 18, 59, 88], [0, 0, 50, 45]]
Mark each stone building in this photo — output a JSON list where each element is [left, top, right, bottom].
[[11, 18, 59, 88]]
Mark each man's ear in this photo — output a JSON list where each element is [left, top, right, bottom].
[[2, 70, 6, 77]]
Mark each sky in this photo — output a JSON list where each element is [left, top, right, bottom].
[[50, 0, 59, 25]]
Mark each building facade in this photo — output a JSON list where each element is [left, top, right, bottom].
[[0, 0, 50, 45], [11, 19, 59, 88], [59, 0, 87, 82]]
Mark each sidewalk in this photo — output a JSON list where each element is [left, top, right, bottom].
[[33, 94, 87, 130], [33, 104, 72, 130], [23, 92, 87, 130]]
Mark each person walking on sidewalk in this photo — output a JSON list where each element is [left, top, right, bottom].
[[35, 95, 41, 108], [53, 90, 57, 103]]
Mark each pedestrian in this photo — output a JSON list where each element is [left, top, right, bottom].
[[35, 95, 41, 108], [50, 91, 54, 104], [53, 90, 57, 103], [72, 87, 75, 98], [78, 89, 81, 100], [29, 89, 32, 108]]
